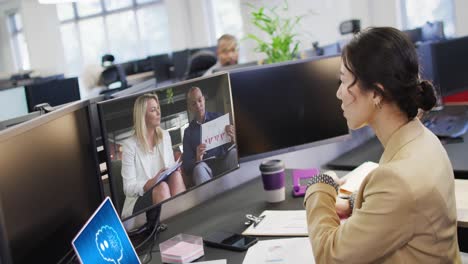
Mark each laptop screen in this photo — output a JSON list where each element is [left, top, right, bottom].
[[72, 197, 141, 264]]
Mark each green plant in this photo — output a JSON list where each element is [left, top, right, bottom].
[[245, 1, 305, 64]]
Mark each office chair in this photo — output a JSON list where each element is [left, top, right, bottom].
[[185, 50, 217, 80], [100, 64, 128, 90]]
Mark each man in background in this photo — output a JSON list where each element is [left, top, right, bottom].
[[203, 34, 239, 76]]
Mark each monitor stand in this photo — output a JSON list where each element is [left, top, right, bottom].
[[129, 205, 166, 253]]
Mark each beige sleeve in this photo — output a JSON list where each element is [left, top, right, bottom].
[[304, 167, 414, 263]]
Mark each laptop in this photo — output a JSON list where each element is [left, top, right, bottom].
[[72, 197, 141, 264]]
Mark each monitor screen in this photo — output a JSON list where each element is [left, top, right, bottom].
[[0, 101, 103, 263], [97, 73, 239, 228], [432, 36, 468, 96], [25, 77, 81, 112], [0, 86, 28, 121], [229, 55, 349, 160]]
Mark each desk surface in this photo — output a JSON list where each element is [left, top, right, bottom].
[[146, 171, 468, 263], [326, 106, 468, 178], [149, 171, 304, 263]]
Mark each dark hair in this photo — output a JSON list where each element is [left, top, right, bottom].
[[342, 27, 436, 119]]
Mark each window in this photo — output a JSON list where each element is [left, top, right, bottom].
[[7, 12, 30, 71], [56, 0, 170, 76], [209, 0, 244, 41], [401, 0, 455, 37]]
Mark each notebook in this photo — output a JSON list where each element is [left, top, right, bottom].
[[72, 197, 141, 264]]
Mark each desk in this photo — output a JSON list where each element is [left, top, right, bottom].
[[149, 171, 304, 263], [326, 105, 468, 178], [146, 170, 467, 263], [127, 71, 154, 86]]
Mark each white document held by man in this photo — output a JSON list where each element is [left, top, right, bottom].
[[242, 210, 308, 236], [201, 113, 231, 151], [339, 161, 379, 195], [242, 238, 314, 264]]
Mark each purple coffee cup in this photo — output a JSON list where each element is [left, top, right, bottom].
[[259, 159, 285, 203]]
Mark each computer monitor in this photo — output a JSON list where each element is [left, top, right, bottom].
[[149, 54, 172, 82], [431, 36, 468, 97], [97, 72, 239, 229], [0, 86, 29, 121], [25, 77, 81, 112], [0, 100, 104, 263], [229, 55, 349, 160], [171, 49, 191, 80]]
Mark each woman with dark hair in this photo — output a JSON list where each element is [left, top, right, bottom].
[[304, 27, 461, 263]]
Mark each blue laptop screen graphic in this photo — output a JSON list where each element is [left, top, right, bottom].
[[73, 198, 140, 264]]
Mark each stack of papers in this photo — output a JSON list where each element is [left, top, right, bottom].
[[242, 210, 308, 237], [339, 161, 379, 195], [242, 238, 314, 264]]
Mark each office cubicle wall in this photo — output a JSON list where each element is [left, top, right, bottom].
[[0, 100, 103, 263], [229, 55, 349, 161]]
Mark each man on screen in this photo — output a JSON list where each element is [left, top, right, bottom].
[[182, 87, 237, 185]]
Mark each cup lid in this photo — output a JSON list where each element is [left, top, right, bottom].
[[259, 159, 285, 173]]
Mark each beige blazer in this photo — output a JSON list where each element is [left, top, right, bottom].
[[120, 130, 175, 222], [304, 119, 461, 263]]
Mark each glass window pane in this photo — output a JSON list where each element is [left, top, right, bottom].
[[76, 0, 102, 17], [16, 33, 30, 70], [104, 0, 133, 11], [210, 0, 243, 40], [78, 17, 107, 66], [56, 3, 75, 21], [403, 0, 455, 37], [106, 10, 141, 62], [136, 0, 156, 4], [60, 23, 82, 75], [136, 4, 171, 56], [13, 13, 22, 31]]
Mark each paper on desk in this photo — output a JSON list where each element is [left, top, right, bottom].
[[242, 210, 308, 236], [339, 161, 379, 195], [242, 238, 314, 264], [201, 113, 231, 151]]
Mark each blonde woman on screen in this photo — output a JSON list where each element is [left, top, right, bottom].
[[121, 93, 185, 230], [304, 27, 461, 263]]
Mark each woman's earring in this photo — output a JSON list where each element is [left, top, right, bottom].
[[374, 101, 382, 109]]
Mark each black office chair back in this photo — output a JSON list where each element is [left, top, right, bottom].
[[185, 50, 217, 80], [101, 64, 128, 89]]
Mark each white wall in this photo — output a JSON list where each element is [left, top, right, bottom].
[[454, 0, 468, 37], [0, 0, 20, 73], [20, 0, 64, 75], [0, 0, 64, 75]]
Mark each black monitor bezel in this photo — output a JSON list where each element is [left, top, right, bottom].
[[97, 72, 240, 222], [0, 100, 104, 263]]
